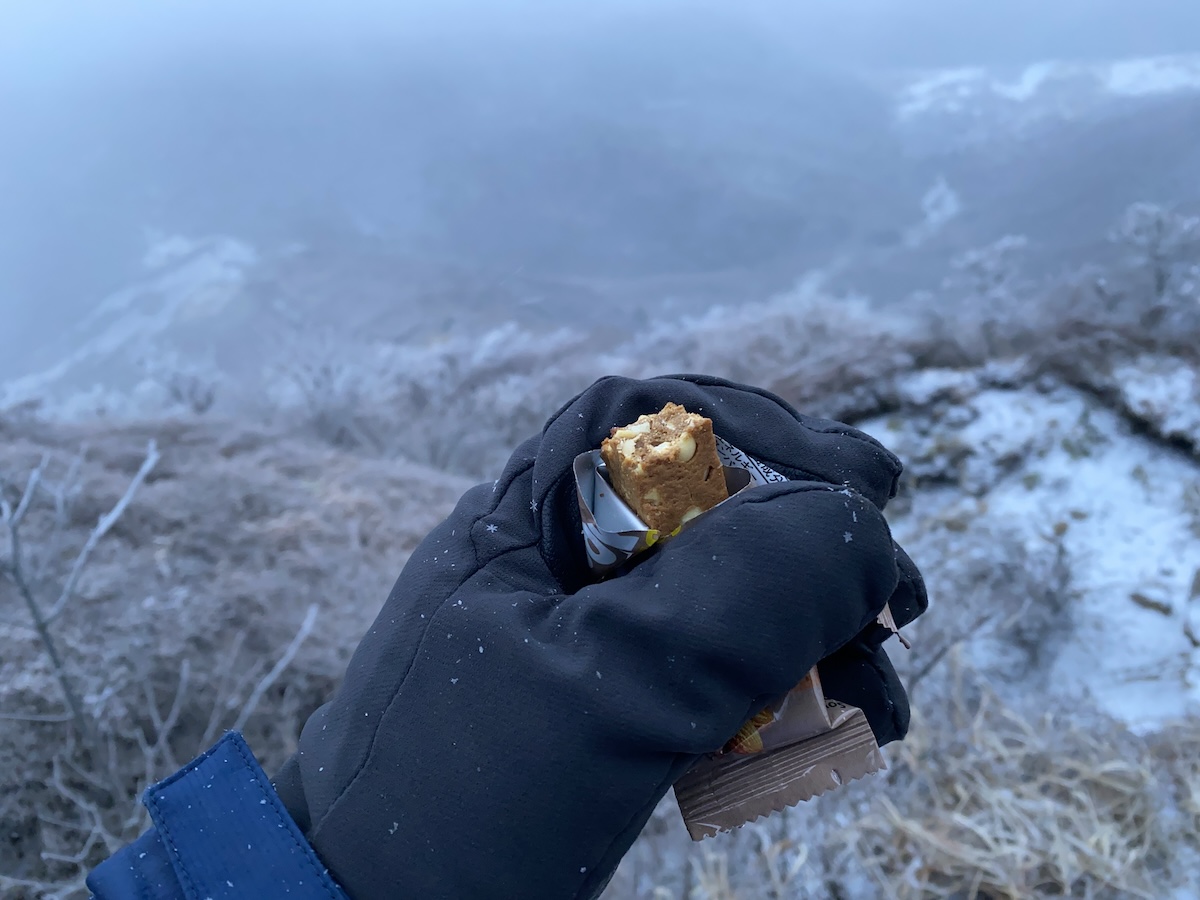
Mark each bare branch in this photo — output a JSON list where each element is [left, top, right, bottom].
[[200, 630, 248, 748], [906, 609, 997, 694], [0, 443, 158, 800], [0, 709, 73, 722], [45, 442, 89, 526], [121, 728, 157, 834], [49, 756, 105, 827], [0, 874, 62, 895], [157, 659, 189, 752], [40, 826, 101, 865], [142, 658, 189, 772], [40, 753, 127, 881], [6, 452, 50, 528], [233, 603, 318, 733], [3, 528, 96, 770], [37, 813, 92, 833], [62, 751, 117, 798], [45, 439, 159, 624]]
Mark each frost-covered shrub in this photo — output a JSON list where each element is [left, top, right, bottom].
[[267, 323, 603, 476], [0, 419, 468, 897], [266, 274, 936, 478], [612, 273, 925, 422]]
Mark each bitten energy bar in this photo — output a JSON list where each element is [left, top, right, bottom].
[[574, 403, 903, 840], [599, 402, 729, 534]]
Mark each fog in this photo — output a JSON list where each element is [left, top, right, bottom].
[[3, 0, 1200, 377]]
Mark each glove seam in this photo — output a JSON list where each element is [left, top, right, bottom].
[[224, 736, 346, 900], [143, 796, 202, 900], [311, 461, 538, 840]]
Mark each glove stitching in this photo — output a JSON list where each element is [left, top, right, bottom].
[[143, 794, 202, 900], [489, 456, 537, 519], [224, 737, 345, 900]]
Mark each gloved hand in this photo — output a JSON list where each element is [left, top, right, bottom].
[[270, 374, 927, 900]]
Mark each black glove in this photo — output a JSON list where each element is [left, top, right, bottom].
[[271, 374, 927, 900]]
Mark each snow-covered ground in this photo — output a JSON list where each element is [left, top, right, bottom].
[[863, 368, 1200, 733], [897, 53, 1200, 121]]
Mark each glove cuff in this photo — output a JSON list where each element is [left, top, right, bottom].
[[88, 732, 349, 900]]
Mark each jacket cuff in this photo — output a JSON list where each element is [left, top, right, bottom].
[[87, 732, 349, 900]]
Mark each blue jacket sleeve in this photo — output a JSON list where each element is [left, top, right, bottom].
[[87, 732, 350, 900]]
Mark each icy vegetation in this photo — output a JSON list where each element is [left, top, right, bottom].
[[2, 201, 1199, 898]]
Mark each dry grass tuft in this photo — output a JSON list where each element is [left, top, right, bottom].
[[854, 669, 1167, 899], [605, 662, 1200, 899]]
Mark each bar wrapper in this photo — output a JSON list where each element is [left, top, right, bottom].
[[573, 434, 903, 840]]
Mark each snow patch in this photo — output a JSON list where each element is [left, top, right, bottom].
[[896, 54, 1200, 132], [905, 177, 963, 247], [1113, 356, 1200, 448], [0, 235, 257, 416], [896, 67, 989, 118], [867, 384, 1200, 732], [991, 62, 1057, 102], [1106, 56, 1200, 96]]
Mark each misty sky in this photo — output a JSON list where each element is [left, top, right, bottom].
[[3, 0, 1200, 369], [5, 0, 1200, 79]]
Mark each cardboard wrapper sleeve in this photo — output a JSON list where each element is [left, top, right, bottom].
[[574, 435, 901, 840]]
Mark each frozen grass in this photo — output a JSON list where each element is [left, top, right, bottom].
[[853, 676, 1171, 899], [603, 663, 1200, 899]]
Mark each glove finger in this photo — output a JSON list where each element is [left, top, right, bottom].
[[889, 542, 929, 630], [858, 541, 929, 649], [817, 641, 910, 746]]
